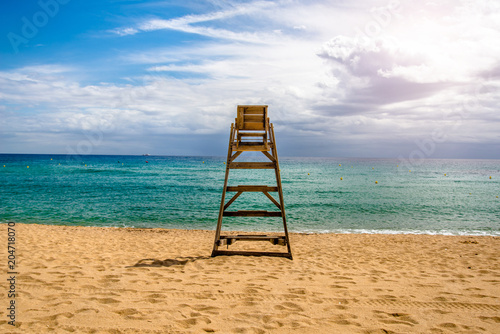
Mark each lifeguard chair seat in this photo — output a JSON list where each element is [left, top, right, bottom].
[[234, 105, 270, 151]]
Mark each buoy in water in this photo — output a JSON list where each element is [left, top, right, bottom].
[[340, 177, 343, 180], [375, 181, 378, 184], [27, 166, 29, 168], [307, 173, 310, 175], [339, 164, 341, 166], [146, 161, 149, 163], [409, 170, 411, 172], [444, 173, 447, 176], [490, 176, 492, 179]]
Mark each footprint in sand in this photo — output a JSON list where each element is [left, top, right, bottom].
[[478, 316, 500, 324], [75, 308, 99, 314], [190, 305, 221, 315], [274, 302, 304, 312], [438, 322, 458, 329], [329, 313, 361, 327], [47, 300, 72, 307], [176, 316, 211, 329], [231, 326, 266, 334], [287, 288, 307, 295], [373, 311, 419, 326], [90, 297, 121, 304], [114, 308, 140, 316]]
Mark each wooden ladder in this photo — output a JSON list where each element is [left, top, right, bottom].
[[211, 106, 292, 259]]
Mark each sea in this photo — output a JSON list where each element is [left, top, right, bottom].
[[1, 154, 499, 236]]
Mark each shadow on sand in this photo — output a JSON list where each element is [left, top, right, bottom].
[[128, 256, 211, 268]]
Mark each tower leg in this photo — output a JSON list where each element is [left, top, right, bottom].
[[270, 124, 292, 259], [212, 124, 234, 256]]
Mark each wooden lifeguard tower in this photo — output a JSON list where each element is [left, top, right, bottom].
[[211, 105, 292, 259]]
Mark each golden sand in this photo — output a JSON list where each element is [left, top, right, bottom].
[[1, 223, 499, 333]]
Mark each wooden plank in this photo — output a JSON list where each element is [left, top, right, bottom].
[[223, 191, 242, 210], [237, 105, 268, 108], [223, 210, 282, 217], [241, 106, 266, 115], [231, 144, 269, 152], [242, 122, 266, 130], [244, 115, 265, 122], [211, 250, 292, 259], [220, 235, 286, 242], [220, 234, 284, 239], [238, 132, 266, 137], [238, 139, 265, 144], [261, 151, 275, 162], [263, 191, 281, 209], [229, 162, 275, 169], [236, 108, 244, 128], [229, 151, 242, 162], [217, 235, 287, 246], [226, 185, 278, 192], [235, 142, 265, 146]]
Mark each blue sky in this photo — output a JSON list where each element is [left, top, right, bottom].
[[1, 0, 499, 159]]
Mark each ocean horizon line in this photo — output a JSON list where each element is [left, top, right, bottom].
[[1, 153, 500, 161]]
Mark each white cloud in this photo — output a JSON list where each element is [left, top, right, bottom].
[[2, 0, 500, 157], [113, 0, 280, 43], [112, 27, 139, 36]]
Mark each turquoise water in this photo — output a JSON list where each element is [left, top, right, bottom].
[[1, 154, 499, 235]]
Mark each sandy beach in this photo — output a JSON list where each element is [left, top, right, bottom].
[[1, 223, 499, 333]]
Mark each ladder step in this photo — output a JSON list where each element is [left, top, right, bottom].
[[226, 185, 278, 192], [217, 235, 287, 246], [232, 144, 269, 152], [235, 142, 265, 145], [220, 235, 286, 241], [223, 210, 282, 217], [238, 132, 266, 137], [229, 162, 275, 169], [211, 250, 292, 259]]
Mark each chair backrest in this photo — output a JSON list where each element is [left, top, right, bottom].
[[236, 105, 268, 131]]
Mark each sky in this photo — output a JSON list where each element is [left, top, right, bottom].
[[1, 0, 499, 159]]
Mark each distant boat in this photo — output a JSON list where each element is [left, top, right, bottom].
[[142, 154, 150, 156]]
